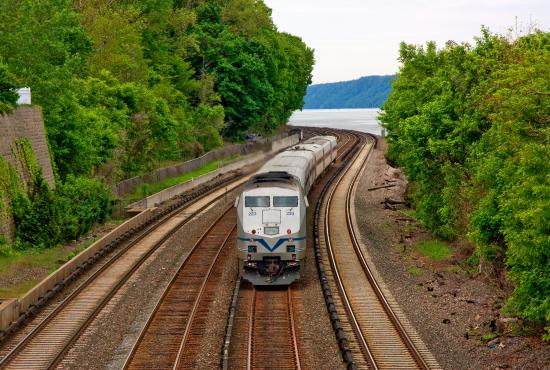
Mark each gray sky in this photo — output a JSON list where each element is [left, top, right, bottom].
[[263, 0, 550, 84]]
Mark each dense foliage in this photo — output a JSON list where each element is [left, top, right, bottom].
[[0, 0, 313, 251], [304, 75, 393, 109], [9, 173, 113, 249], [381, 29, 550, 335], [0, 0, 313, 179], [0, 60, 18, 114]]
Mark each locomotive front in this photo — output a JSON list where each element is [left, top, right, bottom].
[[236, 173, 307, 285]]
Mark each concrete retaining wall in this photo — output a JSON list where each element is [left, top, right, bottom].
[[271, 134, 300, 152], [0, 300, 17, 332]]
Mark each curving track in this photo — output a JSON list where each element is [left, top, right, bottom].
[[0, 176, 249, 370], [223, 128, 358, 370], [321, 134, 440, 369], [0, 128, 440, 370]]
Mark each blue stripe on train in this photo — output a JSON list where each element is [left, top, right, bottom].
[[237, 237, 306, 252]]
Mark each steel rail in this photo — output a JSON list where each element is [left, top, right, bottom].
[[287, 287, 302, 370], [122, 206, 236, 369], [311, 130, 364, 369], [323, 134, 378, 369], [245, 286, 301, 370], [324, 133, 431, 369], [344, 138, 430, 370], [221, 277, 242, 370], [246, 287, 256, 370], [0, 175, 247, 370], [172, 225, 237, 369]]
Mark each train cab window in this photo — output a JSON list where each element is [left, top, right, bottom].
[[273, 196, 298, 207], [245, 196, 270, 207]]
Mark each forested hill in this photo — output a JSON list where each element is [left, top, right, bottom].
[[303, 75, 393, 109]]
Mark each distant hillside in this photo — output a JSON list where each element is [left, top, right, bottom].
[[303, 75, 394, 109]]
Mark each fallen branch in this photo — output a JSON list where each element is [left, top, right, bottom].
[[368, 184, 396, 191]]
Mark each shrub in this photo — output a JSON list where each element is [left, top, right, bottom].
[[57, 176, 113, 241]]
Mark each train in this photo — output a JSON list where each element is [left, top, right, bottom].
[[236, 135, 338, 285]]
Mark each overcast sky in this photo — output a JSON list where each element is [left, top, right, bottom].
[[263, 0, 550, 84]]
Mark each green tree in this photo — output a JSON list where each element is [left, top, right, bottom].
[[0, 60, 18, 113]]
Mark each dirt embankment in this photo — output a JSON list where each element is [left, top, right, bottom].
[[354, 138, 549, 370]]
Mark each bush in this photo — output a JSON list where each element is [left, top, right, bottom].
[[11, 172, 62, 249], [57, 176, 113, 241], [10, 171, 112, 249]]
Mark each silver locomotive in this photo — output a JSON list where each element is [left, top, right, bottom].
[[236, 136, 337, 285]]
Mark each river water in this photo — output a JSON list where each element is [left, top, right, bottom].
[[287, 108, 384, 135]]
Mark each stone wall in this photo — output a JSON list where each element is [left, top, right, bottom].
[[0, 107, 55, 242], [0, 107, 55, 187]]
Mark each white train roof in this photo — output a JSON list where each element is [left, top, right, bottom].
[[304, 136, 336, 145], [256, 135, 337, 189]]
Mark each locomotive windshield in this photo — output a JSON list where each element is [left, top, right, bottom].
[[273, 196, 298, 207], [245, 196, 270, 207]]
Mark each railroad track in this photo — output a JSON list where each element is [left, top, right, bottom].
[[299, 127, 355, 162], [226, 283, 301, 370], [321, 134, 440, 369], [123, 207, 236, 369], [248, 286, 301, 370], [0, 176, 249, 370], [222, 129, 359, 370]]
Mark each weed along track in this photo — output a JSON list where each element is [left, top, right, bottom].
[[0, 174, 249, 370], [320, 134, 440, 369]]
